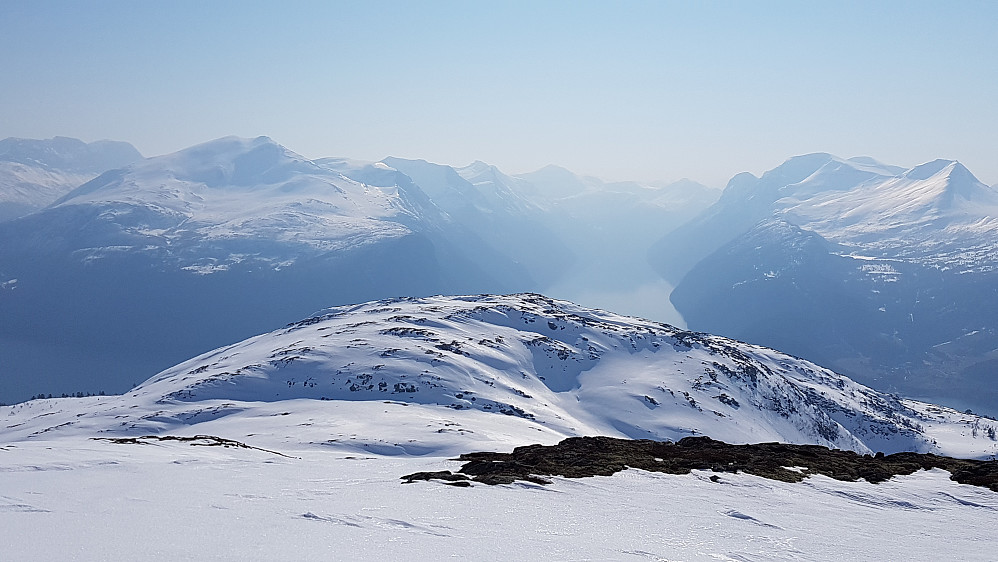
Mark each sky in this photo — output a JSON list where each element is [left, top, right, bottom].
[[1, 1, 996, 187]]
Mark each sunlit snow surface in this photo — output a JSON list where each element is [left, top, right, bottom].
[[2, 438, 996, 561], [3, 294, 997, 559]]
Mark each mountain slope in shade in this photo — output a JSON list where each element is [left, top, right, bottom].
[[513, 165, 718, 290], [504, 165, 717, 323], [0, 136, 142, 221], [4, 294, 994, 460], [660, 155, 998, 414], [324, 156, 568, 290]]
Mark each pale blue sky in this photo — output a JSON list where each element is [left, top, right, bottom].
[[2, 1, 995, 186]]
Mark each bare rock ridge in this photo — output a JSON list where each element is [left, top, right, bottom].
[[402, 435, 998, 490]]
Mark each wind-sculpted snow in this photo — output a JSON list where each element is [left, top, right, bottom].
[[5, 294, 995, 460]]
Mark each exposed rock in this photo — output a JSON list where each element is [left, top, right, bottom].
[[402, 436, 998, 491]]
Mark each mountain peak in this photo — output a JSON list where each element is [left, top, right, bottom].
[[903, 159, 959, 181], [761, 153, 836, 185], [150, 135, 318, 188], [465, 160, 493, 171], [85, 292, 998, 459]]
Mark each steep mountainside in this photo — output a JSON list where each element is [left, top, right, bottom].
[[328, 157, 715, 324], [649, 154, 904, 283], [657, 155, 998, 414], [0, 136, 142, 221]]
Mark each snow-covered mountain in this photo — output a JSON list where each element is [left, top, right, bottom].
[[0, 136, 142, 221], [0, 135, 717, 405], [287, 155, 715, 324], [332, 156, 575, 289], [4, 295, 997, 560], [0, 137, 535, 404], [6, 294, 992, 459], [653, 154, 998, 414]]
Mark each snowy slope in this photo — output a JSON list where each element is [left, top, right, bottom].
[[3, 294, 997, 560], [380, 157, 575, 288], [0, 136, 142, 221], [777, 159, 998, 270], [2, 437, 996, 561], [4, 294, 994, 459], [324, 156, 570, 289], [650, 153, 998, 281]]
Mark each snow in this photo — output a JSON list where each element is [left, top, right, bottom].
[[1, 433, 996, 561], [4, 294, 995, 458], [42, 136, 425, 270], [3, 138, 998, 557], [2, 296, 997, 558], [774, 157, 998, 270]]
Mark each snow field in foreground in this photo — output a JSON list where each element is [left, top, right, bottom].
[[1, 436, 995, 561]]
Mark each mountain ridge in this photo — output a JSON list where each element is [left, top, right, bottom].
[[7, 293, 991, 460]]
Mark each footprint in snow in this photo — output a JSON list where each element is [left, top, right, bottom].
[[722, 509, 781, 529]]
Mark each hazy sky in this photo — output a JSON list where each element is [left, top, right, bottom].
[[2, 1, 995, 187]]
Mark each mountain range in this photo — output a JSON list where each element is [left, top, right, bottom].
[[0, 136, 713, 404], [4, 135, 998, 417], [652, 153, 998, 414], [3, 136, 998, 558]]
